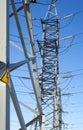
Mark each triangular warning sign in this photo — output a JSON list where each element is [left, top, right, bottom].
[[1, 72, 8, 84]]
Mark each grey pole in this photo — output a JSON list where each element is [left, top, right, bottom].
[[0, 0, 10, 130], [40, 115, 45, 130], [57, 87, 62, 130]]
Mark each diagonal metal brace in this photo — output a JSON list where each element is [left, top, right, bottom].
[[19, 115, 41, 130]]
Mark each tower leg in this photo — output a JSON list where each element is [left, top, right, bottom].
[[40, 114, 45, 130]]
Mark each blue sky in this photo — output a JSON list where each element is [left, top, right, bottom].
[[57, 0, 83, 130], [9, 0, 83, 129]]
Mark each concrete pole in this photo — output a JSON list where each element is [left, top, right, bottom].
[[0, 0, 10, 130]]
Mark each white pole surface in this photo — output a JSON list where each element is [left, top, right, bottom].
[[0, 0, 10, 130]]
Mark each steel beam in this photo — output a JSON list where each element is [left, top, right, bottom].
[[19, 101, 38, 115], [19, 115, 41, 130], [9, 77, 27, 130], [40, 115, 45, 130], [9, 6, 23, 18], [11, 0, 42, 115], [57, 88, 62, 130], [22, 0, 42, 114], [10, 40, 32, 57]]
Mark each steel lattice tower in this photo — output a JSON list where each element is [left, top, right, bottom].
[[38, 0, 62, 129], [0, 0, 62, 130]]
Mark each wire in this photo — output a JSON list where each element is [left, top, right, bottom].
[[63, 102, 83, 106], [9, 1, 50, 6], [36, 2, 50, 6], [60, 10, 83, 21], [60, 16, 74, 29], [69, 91, 83, 95], [59, 10, 83, 29], [33, 24, 41, 28], [61, 77, 73, 92], [60, 41, 83, 49], [16, 76, 33, 91], [10, 34, 20, 38], [9, 2, 22, 5], [59, 32, 83, 55], [59, 37, 75, 55], [16, 90, 34, 95]]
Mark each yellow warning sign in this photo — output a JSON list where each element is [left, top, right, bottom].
[[0, 72, 8, 84]]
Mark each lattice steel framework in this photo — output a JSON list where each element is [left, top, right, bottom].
[[0, 0, 62, 130], [0, 0, 42, 130], [38, 0, 62, 129]]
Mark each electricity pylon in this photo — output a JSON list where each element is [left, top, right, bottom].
[[38, 0, 62, 129], [0, 0, 62, 130], [0, 0, 42, 130]]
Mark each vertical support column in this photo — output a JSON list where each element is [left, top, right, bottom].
[[22, 0, 42, 114], [9, 78, 27, 130], [53, 88, 57, 129], [0, 0, 10, 130], [57, 88, 62, 130], [40, 114, 45, 130]]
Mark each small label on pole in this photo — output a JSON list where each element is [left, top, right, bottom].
[[0, 72, 8, 84]]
